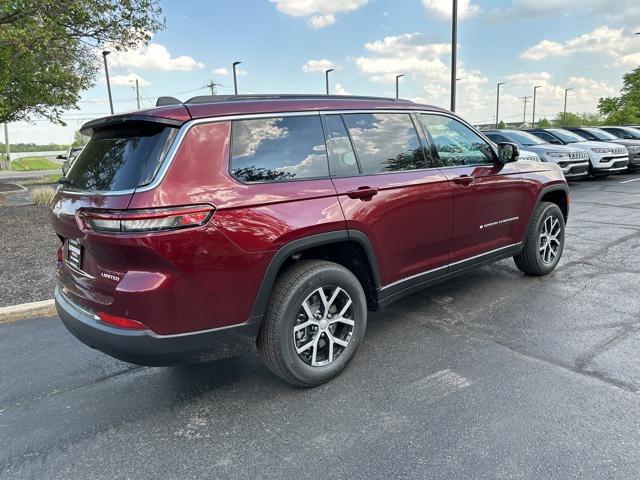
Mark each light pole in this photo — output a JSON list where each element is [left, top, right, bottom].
[[232, 61, 242, 95], [395, 74, 404, 99], [450, 0, 458, 112], [325, 68, 335, 95], [563, 88, 573, 127], [519, 96, 531, 124], [495, 82, 505, 128], [532, 85, 542, 127], [3, 123, 10, 171], [102, 50, 114, 114]]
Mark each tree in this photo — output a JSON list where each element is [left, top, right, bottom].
[[598, 66, 640, 124], [0, 0, 164, 125], [497, 120, 506, 129], [536, 118, 551, 128], [553, 112, 602, 128], [72, 130, 89, 147]]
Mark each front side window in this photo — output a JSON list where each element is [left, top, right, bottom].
[[421, 114, 494, 166], [342, 113, 426, 174], [486, 133, 509, 144], [531, 131, 558, 143], [230, 115, 329, 183]]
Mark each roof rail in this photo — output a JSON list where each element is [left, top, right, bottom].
[[183, 94, 412, 104]]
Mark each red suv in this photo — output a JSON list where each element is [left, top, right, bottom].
[[51, 95, 569, 386]]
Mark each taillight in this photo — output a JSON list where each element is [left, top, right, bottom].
[[97, 311, 148, 330], [78, 205, 215, 233]]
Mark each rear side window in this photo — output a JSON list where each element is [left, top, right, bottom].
[[486, 133, 509, 143], [342, 113, 426, 174], [67, 122, 177, 191], [230, 115, 329, 183], [324, 115, 359, 177]]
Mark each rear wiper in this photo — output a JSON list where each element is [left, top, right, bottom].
[[58, 176, 76, 187]]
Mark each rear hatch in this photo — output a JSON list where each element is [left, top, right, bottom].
[[50, 111, 188, 312]]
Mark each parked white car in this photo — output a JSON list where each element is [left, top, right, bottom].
[[526, 128, 628, 177]]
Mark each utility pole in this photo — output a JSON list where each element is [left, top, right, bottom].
[[232, 61, 242, 95], [395, 74, 404, 99], [3, 123, 10, 171], [102, 50, 114, 114], [325, 68, 335, 95], [135, 79, 140, 109], [450, 0, 458, 111], [205, 81, 219, 95], [563, 88, 573, 127], [495, 82, 505, 128], [519, 96, 531, 124], [532, 85, 542, 127]]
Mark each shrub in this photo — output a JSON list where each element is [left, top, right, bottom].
[[30, 186, 56, 205]]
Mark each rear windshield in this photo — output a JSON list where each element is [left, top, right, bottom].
[[66, 122, 178, 191]]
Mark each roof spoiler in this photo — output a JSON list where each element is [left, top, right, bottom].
[[79, 114, 185, 136], [156, 96, 182, 107]]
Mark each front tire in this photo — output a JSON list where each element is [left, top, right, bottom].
[[257, 260, 367, 387], [514, 201, 565, 276]]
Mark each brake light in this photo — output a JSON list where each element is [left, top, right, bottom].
[[97, 311, 148, 330], [78, 205, 215, 233]]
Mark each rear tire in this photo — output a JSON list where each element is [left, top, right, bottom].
[[514, 201, 565, 276], [257, 260, 367, 387]]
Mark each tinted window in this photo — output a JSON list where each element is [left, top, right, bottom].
[[531, 131, 557, 143], [421, 114, 493, 166], [324, 115, 359, 177], [582, 128, 617, 141], [572, 129, 597, 141], [502, 131, 546, 146], [486, 133, 509, 143], [231, 115, 328, 183], [67, 123, 177, 192], [342, 113, 426, 174], [547, 129, 585, 143]]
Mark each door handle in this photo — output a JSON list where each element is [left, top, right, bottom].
[[346, 186, 379, 200], [452, 175, 474, 186]]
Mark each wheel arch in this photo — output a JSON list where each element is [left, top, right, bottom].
[[250, 230, 382, 321], [521, 183, 569, 244]]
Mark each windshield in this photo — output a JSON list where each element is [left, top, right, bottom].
[[582, 128, 617, 141], [503, 131, 546, 146], [66, 122, 178, 192], [618, 127, 640, 139], [548, 129, 586, 144]]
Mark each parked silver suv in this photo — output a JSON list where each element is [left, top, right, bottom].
[[483, 129, 589, 180]]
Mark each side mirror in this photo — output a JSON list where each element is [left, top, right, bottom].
[[56, 154, 66, 159], [497, 142, 519, 163], [549, 138, 562, 145]]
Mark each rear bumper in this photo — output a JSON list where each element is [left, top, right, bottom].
[[55, 286, 259, 366]]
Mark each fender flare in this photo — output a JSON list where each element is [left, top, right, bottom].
[[250, 230, 381, 319], [521, 183, 570, 243]]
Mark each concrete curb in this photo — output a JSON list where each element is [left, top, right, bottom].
[[0, 299, 56, 323]]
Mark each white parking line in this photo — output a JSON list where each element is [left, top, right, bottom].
[[619, 176, 640, 184]]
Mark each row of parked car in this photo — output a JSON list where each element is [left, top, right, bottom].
[[483, 125, 640, 179]]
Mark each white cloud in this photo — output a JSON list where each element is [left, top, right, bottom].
[[422, 0, 481, 20], [107, 43, 205, 71], [334, 83, 350, 95], [104, 73, 151, 87], [270, 0, 368, 28], [308, 14, 335, 29], [355, 33, 451, 84], [520, 25, 640, 66], [212, 67, 229, 75], [302, 59, 335, 73]]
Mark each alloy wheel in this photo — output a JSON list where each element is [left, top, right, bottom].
[[539, 215, 562, 264], [293, 286, 355, 367]]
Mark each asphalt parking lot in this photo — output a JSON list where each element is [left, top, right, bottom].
[[1, 172, 639, 479]]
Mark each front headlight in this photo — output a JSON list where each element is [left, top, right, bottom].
[[591, 148, 613, 153], [546, 152, 568, 158]]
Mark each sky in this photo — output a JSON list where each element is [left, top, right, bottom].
[[9, 0, 640, 144]]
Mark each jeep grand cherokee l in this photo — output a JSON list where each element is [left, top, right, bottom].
[[51, 94, 569, 387]]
